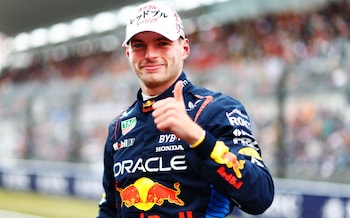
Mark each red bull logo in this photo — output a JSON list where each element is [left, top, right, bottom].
[[210, 141, 245, 178], [116, 177, 184, 211], [116, 184, 142, 207], [142, 100, 155, 113], [238, 147, 262, 160]]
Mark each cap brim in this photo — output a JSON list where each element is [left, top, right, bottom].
[[122, 29, 180, 47]]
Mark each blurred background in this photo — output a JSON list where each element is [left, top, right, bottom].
[[0, 0, 349, 217]]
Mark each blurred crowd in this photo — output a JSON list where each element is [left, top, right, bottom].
[[0, 1, 349, 182]]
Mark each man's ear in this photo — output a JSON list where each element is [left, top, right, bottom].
[[182, 38, 190, 59], [125, 46, 130, 58]]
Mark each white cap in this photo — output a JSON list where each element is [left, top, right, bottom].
[[122, 1, 185, 46]]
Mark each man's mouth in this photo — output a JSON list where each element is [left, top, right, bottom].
[[142, 64, 163, 72]]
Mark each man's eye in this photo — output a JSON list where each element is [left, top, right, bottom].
[[132, 43, 144, 48], [159, 41, 169, 46]]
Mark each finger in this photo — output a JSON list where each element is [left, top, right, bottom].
[[152, 97, 170, 110], [174, 80, 184, 103]]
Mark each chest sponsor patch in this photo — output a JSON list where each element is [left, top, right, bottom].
[[121, 117, 137, 135], [113, 138, 135, 151]]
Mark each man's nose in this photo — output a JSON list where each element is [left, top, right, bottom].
[[145, 45, 158, 59]]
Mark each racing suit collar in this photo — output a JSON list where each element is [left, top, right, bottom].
[[137, 72, 190, 113]]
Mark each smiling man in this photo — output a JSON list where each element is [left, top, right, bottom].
[[97, 1, 274, 217]]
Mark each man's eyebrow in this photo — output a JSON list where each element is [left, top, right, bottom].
[[130, 38, 144, 43], [131, 36, 171, 43], [156, 36, 170, 40]]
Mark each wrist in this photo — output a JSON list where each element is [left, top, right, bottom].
[[190, 130, 206, 148]]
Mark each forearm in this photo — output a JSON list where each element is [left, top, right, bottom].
[[191, 130, 274, 214]]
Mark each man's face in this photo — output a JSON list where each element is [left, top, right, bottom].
[[125, 31, 190, 96]]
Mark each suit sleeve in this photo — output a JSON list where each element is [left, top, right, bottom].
[[97, 118, 119, 218], [192, 97, 274, 215]]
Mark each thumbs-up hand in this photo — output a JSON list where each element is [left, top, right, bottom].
[[173, 80, 185, 106], [152, 81, 204, 145]]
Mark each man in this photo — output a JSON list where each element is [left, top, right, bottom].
[[98, 1, 274, 217]]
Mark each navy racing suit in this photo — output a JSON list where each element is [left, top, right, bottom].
[[98, 72, 274, 218]]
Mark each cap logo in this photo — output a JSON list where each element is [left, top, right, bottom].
[[122, 2, 185, 46], [130, 6, 169, 26]]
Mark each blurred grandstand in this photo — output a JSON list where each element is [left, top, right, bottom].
[[0, 0, 350, 217]]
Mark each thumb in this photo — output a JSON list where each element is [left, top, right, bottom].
[[174, 80, 184, 103]]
